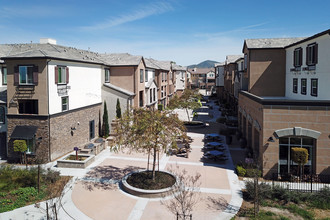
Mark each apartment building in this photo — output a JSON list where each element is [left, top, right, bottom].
[[238, 30, 330, 178], [2, 39, 102, 162], [215, 62, 225, 99], [172, 64, 187, 97], [188, 68, 215, 90]]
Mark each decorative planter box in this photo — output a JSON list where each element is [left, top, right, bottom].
[[56, 154, 95, 169]]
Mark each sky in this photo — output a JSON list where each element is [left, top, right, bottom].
[[0, 0, 329, 66]]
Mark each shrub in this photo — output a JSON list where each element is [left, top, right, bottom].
[[245, 181, 271, 202], [236, 165, 246, 177], [246, 169, 262, 178], [310, 186, 330, 209], [158, 104, 164, 111], [43, 169, 60, 184]]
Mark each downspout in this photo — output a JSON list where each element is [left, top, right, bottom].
[[46, 59, 51, 161]]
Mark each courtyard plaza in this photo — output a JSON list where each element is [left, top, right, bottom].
[[0, 97, 243, 220]]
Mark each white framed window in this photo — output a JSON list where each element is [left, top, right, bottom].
[[19, 66, 34, 84], [301, 78, 307, 95], [293, 78, 298, 93], [2, 67, 7, 85], [311, 79, 318, 97], [105, 69, 110, 83], [62, 96, 69, 111], [306, 43, 318, 66], [294, 47, 302, 67], [145, 70, 148, 82], [140, 69, 144, 83]]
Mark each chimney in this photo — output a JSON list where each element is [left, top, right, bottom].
[[40, 38, 57, 45]]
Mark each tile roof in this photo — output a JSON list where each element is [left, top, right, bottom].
[[225, 55, 244, 64], [172, 64, 187, 71], [145, 58, 171, 71], [103, 83, 135, 96], [0, 43, 104, 64], [244, 37, 306, 49], [99, 53, 143, 66], [187, 68, 214, 74]]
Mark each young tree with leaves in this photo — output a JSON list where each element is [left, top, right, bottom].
[[112, 108, 187, 180], [291, 147, 309, 177], [168, 89, 202, 121], [102, 101, 110, 138], [13, 140, 27, 165]]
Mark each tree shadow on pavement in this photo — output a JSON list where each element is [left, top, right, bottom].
[[207, 196, 229, 211], [81, 165, 144, 191]]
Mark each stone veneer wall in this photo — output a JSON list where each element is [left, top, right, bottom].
[[49, 103, 101, 160], [7, 115, 50, 162], [239, 93, 330, 178]]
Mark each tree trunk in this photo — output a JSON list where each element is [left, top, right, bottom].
[[152, 147, 157, 181], [185, 108, 190, 122]]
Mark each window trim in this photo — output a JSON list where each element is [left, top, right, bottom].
[[140, 69, 144, 83], [145, 70, 148, 82], [19, 65, 34, 85], [301, 78, 307, 95], [311, 78, 318, 97], [306, 43, 318, 66], [105, 69, 110, 83], [293, 47, 302, 67], [61, 96, 69, 112], [2, 67, 7, 85], [293, 78, 298, 93]]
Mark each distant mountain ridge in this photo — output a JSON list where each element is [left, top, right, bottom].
[[188, 60, 218, 69]]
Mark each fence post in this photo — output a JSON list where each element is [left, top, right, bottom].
[[190, 214, 192, 220], [177, 212, 179, 220], [310, 173, 313, 193]]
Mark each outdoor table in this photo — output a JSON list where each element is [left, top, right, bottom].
[[207, 142, 222, 147], [205, 150, 224, 157], [206, 133, 220, 138]]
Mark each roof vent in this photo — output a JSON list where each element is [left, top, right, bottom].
[[40, 38, 57, 45]]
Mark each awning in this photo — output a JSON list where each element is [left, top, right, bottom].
[[10, 126, 38, 139]]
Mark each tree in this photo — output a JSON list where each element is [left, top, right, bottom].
[[102, 101, 110, 138], [116, 98, 122, 118], [112, 108, 186, 180], [291, 147, 309, 177], [13, 140, 27, 165], [168, 89, 202, 121], [161, 165, 201, 219]]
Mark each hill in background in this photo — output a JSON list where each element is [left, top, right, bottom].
[[187, 60, 219, 69]]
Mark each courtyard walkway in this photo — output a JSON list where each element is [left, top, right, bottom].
[[0, 98, 243, 220]]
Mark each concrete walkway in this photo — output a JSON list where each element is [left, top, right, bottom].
[[0, 97, 242, 220]]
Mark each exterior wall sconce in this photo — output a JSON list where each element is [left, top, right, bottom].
[[267, 136, 275, 142]]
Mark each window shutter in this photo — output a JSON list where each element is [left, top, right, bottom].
[[293, 51, 296, 67], [66, 67, 69, 84], [14, 66, 19, 86], [314, 44, 318, 64], [33, 66, 38, 85], [55, 66, 58, 84], [299, 48, 302, 66]]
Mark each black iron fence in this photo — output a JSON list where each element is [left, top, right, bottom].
[[271, 173, 330, 192]]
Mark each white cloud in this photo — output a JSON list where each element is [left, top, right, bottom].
[[80, 1, 174, 31]]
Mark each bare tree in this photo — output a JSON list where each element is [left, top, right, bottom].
[[161, 165, 201, 219]]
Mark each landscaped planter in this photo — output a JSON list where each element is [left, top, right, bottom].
[[56, 154, 95, 169], [121, 170, 178, 198], [184, 121, 205, 128]]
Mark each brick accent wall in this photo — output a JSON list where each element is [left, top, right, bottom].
[[49, 103, 101, 160], [7, 115, 50, 162], [239, 92, 330, 178]]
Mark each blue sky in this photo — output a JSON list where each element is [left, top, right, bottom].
[[0, 0, 329, 66]]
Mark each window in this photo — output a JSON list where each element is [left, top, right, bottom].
[[2, 67, 7, 85], [89, 120, 95, 140], [18, 100, 38, 114], [150, 89, 152, 103], [105, 69, 110, 83], [293, 48, 302, 67], [62, 96, 69, 111], [153, 88, 156, 102], [19, 66, 34, 84], [311, 79, 318, 96], [145, 70, 148, 82], [26, 138, 35, 154], [301, 78, 307, 95], [244, 54, 248, 70], [55, 66, 69, 84], [306, 43, 318, 66], [139, 91, 143, 107], [293, 78, 298, 93], [0, 106, 5, 123], [140, 69, 144, 83]]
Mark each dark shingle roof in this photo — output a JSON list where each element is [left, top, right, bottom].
[[244, 37, 306, 49]]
